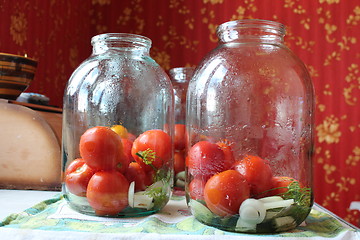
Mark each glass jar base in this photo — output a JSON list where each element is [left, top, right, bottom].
[[64, 193, 160, 218], [196, 217, 298, 234], [189, 199, 311, 233]]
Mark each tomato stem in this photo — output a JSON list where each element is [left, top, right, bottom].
[[116, 162, 123, 170], [136, 149, 158, 171], [217, 139, 234, 148]]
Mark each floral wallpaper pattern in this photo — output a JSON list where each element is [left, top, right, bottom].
[[0, 0, 359, 227]]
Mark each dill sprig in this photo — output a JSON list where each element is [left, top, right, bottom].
[[256, 179, 312, 207], [145, 185, 168, 209], [282, 180, 312, 207]]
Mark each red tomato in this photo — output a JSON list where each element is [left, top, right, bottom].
[[216, 140, 236, 170], [131, 129, 172, 171], [87, 171, 129, 216], [174, 124, 186, 150], [65, 158, 85, 176], [79, 126, 124, 171], [125, 162, 153, 191], [65, 158, 95, 197], [112, 139, 132, 174], [204, 170, 250, 217], [186, 141, 227, 181], [117, 153, 130, 174], [120, 138, 134, 167], [267, 176, 303, 197], [127, 132, 137, 142], [188, 178, 206, 201], [232, 155, 273, 197], [174, 151, 185, 174]]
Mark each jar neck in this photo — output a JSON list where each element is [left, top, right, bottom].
[[91, 33, 151, 55], [169, 67, 195, 83], [216, 19, 286, 44]]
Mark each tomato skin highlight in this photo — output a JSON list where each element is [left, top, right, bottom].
[[232, 155, 273, 197], [131, 129, 172, 171], [86, 171, 129, 216], [187, 141, 227, 181], [65, 158, 95, 197], [204, 170, 250, 217], [79, 126, 124, 171], [125, 162, 153, 191]]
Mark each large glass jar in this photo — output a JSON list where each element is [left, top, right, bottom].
[[186, 20, 314, 233], [62, 33, 174, 217], [169, 67, 194, 190]]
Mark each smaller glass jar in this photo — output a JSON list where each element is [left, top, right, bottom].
[[169, 67, 194, 190], [62, 33, 174, 217]]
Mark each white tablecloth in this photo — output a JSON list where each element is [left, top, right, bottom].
[[0, 189, 359, 240]]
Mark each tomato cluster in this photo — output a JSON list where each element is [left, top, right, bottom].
[[187, 140, 301, 217], [64, 126, 172, 216]]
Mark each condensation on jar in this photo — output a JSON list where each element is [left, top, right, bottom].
[[62, 33, 174, 217], [169, 67, 195, 190], [185, 19, 315, 233]]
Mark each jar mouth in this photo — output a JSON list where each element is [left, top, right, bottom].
[[91, 33, 152, 48], [216, 19, 286, 43]]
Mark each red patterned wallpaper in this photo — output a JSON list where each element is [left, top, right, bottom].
[[0, 0, 359, 227]]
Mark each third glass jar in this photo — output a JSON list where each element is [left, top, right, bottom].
[[169, 67, 194, 189], [185, 19, 315, 233]]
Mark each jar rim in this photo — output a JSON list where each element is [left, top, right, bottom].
[[169, 67, 195, 74], [169, 67, 195, 82], [217, 19, 286, 38], [91, 33, 152, 47]]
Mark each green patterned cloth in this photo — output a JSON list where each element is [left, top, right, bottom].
[[0, 194, 359, 240]]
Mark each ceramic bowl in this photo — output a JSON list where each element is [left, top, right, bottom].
[[0, 53, 37, 100]]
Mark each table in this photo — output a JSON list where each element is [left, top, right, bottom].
[[0, 189, 359, 240]]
